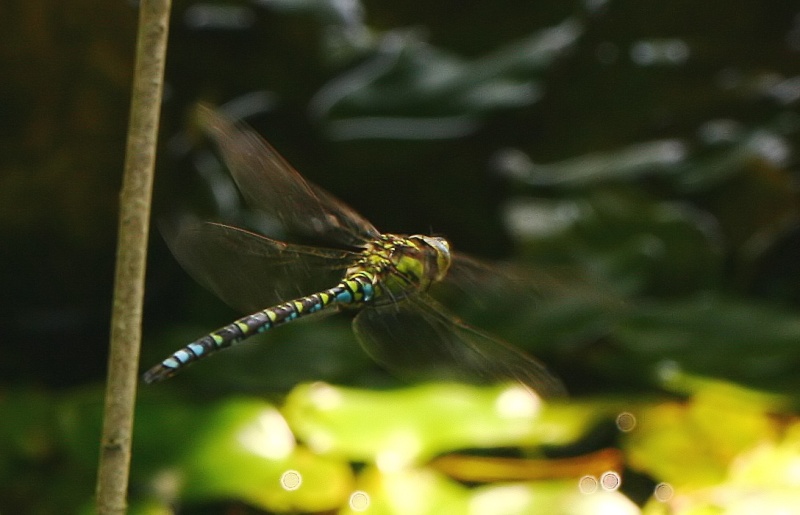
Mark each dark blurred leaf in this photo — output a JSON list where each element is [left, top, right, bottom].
[[604, 295, 800, 392], [506, 190, 726, 296], [310, 19, 583, 139]]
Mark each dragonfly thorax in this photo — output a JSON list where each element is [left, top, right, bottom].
[[353, 233, 452, 298]]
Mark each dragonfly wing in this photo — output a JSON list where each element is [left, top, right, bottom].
[[352, 296, 566, 398], [432, 253, 569, 312], [198, 105, 380, 247], [162, 219, 358, 313], [432, 253, 624, 348]]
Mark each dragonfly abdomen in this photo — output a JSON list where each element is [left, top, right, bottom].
[[143, 272, 376, 384]]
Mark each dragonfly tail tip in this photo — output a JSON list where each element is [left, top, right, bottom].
[[142, 365, 173, 385]]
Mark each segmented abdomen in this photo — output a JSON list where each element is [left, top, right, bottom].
[[142, 272, 375, 383]]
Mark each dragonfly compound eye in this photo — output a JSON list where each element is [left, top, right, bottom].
[[409, 235, 452, 283]]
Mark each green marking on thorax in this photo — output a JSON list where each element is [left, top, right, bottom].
[[349, 233, 452, 301]]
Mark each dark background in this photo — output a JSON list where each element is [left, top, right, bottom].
[[1, 0, 799, 512], [3, 0, 798, 390]]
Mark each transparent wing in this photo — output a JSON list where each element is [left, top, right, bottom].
[[433, 253, 575, 313], [352, 295, 567, 398], [432, 253, 624, 347], [162, 219, 359, 313], [198, 105, 380, 247]]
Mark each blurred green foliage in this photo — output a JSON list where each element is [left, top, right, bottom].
[[2, 380, 798, 513], [2, 0, 800, 513]]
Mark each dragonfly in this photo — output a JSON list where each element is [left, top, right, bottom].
[[143, 105, 565, 398]]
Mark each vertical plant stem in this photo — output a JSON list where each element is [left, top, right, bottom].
[[96, 0, 171, 513]]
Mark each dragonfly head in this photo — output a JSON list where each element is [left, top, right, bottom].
[[408, 235, 452, 284], [375, 234, 452, 295]]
